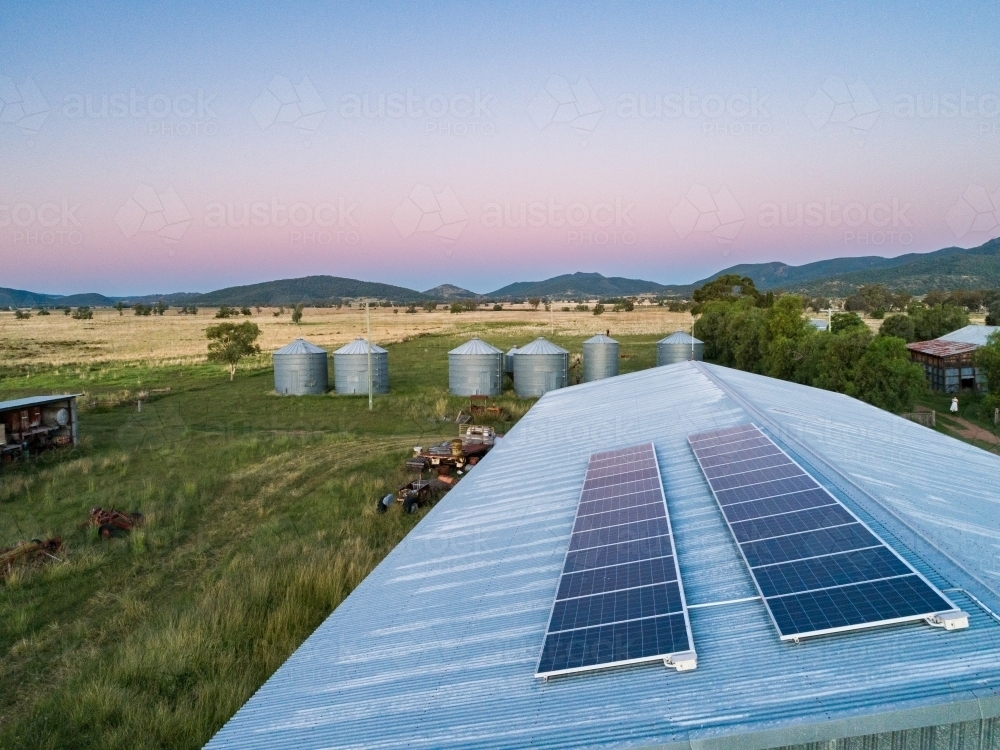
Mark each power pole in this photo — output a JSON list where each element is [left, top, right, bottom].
[[365, 299, 373, 411]]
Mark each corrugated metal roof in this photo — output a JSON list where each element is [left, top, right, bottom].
[[205, 363, 1000, 750], [0, 394, 80, 412], [809, 318, 829, 330], [449, 337, 504, 355], [659, 330, 702, 344], [273, 338, 327, 355], [583, 334, 618, 344], [907, 340, 978, 357], [507, 346, 519, 356], [333, 337, 388, 355], [516, 337, 569, 355], [938, 325, 1000, 346]]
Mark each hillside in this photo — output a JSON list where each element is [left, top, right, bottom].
[[487, 272, 667, 299], [0, 287, 117, 308], [422, 284, 478, 299]]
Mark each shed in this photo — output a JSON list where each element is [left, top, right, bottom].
[[206, 363, 1000, 750], [0, 394, 80, 460], [273, 338, 329, 395]]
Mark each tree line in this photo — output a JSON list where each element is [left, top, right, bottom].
[[692, 275, 973, 413]]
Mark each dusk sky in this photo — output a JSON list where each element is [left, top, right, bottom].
[[3, 0, 999, 296]]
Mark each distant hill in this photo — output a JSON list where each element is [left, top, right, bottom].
[[487, 272, 667, 299], [0, 287, 117, 308], [164, 276, 428, 306], [423, 284, 478, 299], [698, 238, 1000, 296]]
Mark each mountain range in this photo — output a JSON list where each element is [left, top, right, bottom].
[[4, 238, 1000, 308]]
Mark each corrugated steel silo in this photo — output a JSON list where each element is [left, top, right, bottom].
[[513, 338, 569, 397], [333, 338, 389, 394], [657, 330, 703, 366], [504, 346, 518, 374], [582, 333, 619, 382], [273, 338, 329, 395], [449, 337, 504, 396]]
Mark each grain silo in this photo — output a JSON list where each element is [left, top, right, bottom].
[[449, 337, 504, 396], [513, 338, 569, 397], [582, 333, 619, 382], [273, 338, 329, 395], [657, 331, 703, 366], [505, 346, 518, 374], [333, 338, 389, 394]]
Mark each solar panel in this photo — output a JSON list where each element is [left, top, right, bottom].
[[536, 442, 697, 678], [688, 424, 967, 640]]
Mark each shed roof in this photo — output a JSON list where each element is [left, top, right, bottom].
[[937, 325, 1000, 346], [907, 339, 978, 357], [333, 338, 387, 355], [205, 363, 1000, 750], [583, 334, 618, 344], [449, 337, 504, 356], [659, 330, 702, 344], [0, 394, 80, 412], [273, 338, 327, 355], [809, 318, 829, 330], [516, 337, 569, 355]]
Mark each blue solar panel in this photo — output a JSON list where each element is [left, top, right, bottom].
[[688, 424, 961, 640], [536, 443, 696, 678]]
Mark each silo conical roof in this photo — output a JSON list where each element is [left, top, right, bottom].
[[334, 337, 388, 355], [449, 337, 504, 355], [583, 333, 618, 344], [516, 337, 569, 355], [658, 330, 701, 345], [274, 338, 327, 355]]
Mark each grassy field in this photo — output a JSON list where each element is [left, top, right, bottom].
[[0, 307, 683, 749]]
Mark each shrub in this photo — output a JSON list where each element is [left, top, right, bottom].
[[592, 303, 605, 316], [72, 307, 93, 320], [215, 305, 235, 319], [14, 309, 30, 320], [291, 304, 304, 324]]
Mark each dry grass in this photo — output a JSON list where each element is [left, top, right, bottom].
[[0, 305, 693, 369]]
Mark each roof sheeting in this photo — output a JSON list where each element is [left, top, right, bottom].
[[938, 325, 1000, 346], [516, 337, 569, 355], [659, 330, 702, 344], [205, 364, 1000, 750], [273, 338, 327, 355], [907, 340, 977, 357], [333, 337, 388, 355], [449, 337, 504, 355], [0, 394, 79, 412]]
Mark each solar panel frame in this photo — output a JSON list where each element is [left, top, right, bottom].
[[688, 424, 962, 641], [535, 442, 696, 678]]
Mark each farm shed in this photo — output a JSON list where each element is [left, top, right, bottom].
[[0, 394, 80, 461], [207, 362, 1000, 750]]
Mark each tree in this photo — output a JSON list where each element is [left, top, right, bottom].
[[72, 307, 93, 320], [37, 308, 50, 316], [206, 321, 261, 381], [528, 297, 541, 310], [240, 306, 252, 316], [153, 300, 168, 315], [987, 301, 1000, 326], [809, 326, 873, 394], [492, 303, 503, 311], [449, 301, 465, 314], [115, 301, 124, 316], [291, 303, 304, 324], [976, 331, 1000, 414], [215, 305, 235, 319], [847, 335, 926, 412], [909, 304, 969, 341], [879, 314, 915, 342], [831, 311, 866, 334], [421, 300, 437, 312], [592, 303, 605, 316], [691, 274, 761, 314], [134, 303, 152, 316], [14, 309, 30, 320], [406, 304, 417, 314]]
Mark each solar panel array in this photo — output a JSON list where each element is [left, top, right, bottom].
[[688, 424, 958, 640], [536, 443, 695, 678]]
